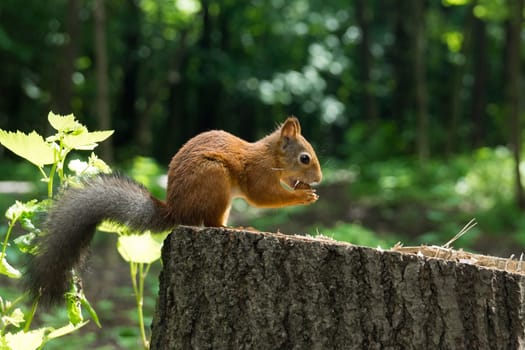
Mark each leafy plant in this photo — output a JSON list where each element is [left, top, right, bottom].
[[0, 112, 168, 349], [0, 112, 118, 348], [99, 222, 169, 349]]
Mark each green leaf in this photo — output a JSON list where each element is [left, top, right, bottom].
[[88, 153, 112, 173], [63, 130, 114, 150], [5, 200, 39, 222], [65, 292, 83, 326], [2, 321, 86, 350], [0, 258, 21, 279], [98, 221, 127, 234], [65, 275, 101, 328], [47, 112, 85, 133], [0, 130, 55, 167], [79, 295, 101, 328], [68, 154, 112, 177], [117, 231, 169, 263], [4, 328, 46, 350], [14, 233, 36, 254], [19, 217, 37, 232], [0, 296, 10, 312], [1, 308, 25, 328]]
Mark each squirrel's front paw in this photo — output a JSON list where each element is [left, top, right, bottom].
[[298, 189, 319, 204]]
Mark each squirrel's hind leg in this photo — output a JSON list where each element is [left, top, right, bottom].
[[200, 162, 233, 227], [174, 159, 233, 227]]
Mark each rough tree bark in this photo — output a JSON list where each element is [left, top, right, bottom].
[[150, 226, 525, 350]]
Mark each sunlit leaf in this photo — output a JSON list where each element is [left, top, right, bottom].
[[0, 130, 54, 167], [117, 231, 169, 263], [68, 159, 89, 175], [47, 112, 85, 133], [68, 154, 111, 176], [98, 221, 127, 234], [151, 230, 170, 245], [63, 130, 114, 150], [0, 258, 21, 279], [0, 296, 11, 311], [88, 153, 112, 173], [5, 199, 38, 222], [1, 308, 25, 328], [0, 337, 8, 350], [4, 328, 46, 350]]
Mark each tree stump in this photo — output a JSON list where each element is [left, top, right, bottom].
[[150, 226, 525, 350]]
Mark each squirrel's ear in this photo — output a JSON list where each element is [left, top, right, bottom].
[[280, 117, 301, 138]]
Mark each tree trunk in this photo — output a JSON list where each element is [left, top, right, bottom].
[[150, 226, 525, 349], [388, 0, 429, 159], [355, 0, 378, 126], [505, 0, 525, 209], [165, 30, 190, 160], [52, 0, 79, 115], [445, 2, 476, 155], [195, 0, 221, 132], [470, 15, 487, 149], [118, 0, 141, 151], [93, 0, 114, 163], [413, 0, 429, 161], [389, 0, 414, 128]]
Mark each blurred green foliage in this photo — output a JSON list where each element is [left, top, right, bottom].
[[316, 223, 398, 248], [1, 0, 525, 347], [0, 0, 521, 161]]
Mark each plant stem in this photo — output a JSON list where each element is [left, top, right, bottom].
[[130, 262, 149, 349], [37, 166, 49, 183], [1, 220, 15, 261], [47, 162, 57, 198], [138, 263, 148, 348], [24, 299, 39, 332]]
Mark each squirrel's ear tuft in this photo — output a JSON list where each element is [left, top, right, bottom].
[[280, 116, 301, 138]]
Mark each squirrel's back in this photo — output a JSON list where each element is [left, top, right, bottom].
[[166, 130, 251, 226]]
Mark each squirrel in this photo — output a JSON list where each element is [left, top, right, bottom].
[[24, 117, 322, 306]]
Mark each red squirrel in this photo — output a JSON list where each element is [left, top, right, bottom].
[[25, 117, 322, 306]]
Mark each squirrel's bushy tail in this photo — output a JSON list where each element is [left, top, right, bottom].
[[24, 174, 171, 306]]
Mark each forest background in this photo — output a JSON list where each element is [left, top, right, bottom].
[[1, 0, 525, 348]]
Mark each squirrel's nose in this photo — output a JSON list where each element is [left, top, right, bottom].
[[310, 169, 322, 186]]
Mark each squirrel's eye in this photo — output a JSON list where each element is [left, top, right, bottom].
[[299, 153, 311, 165]]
